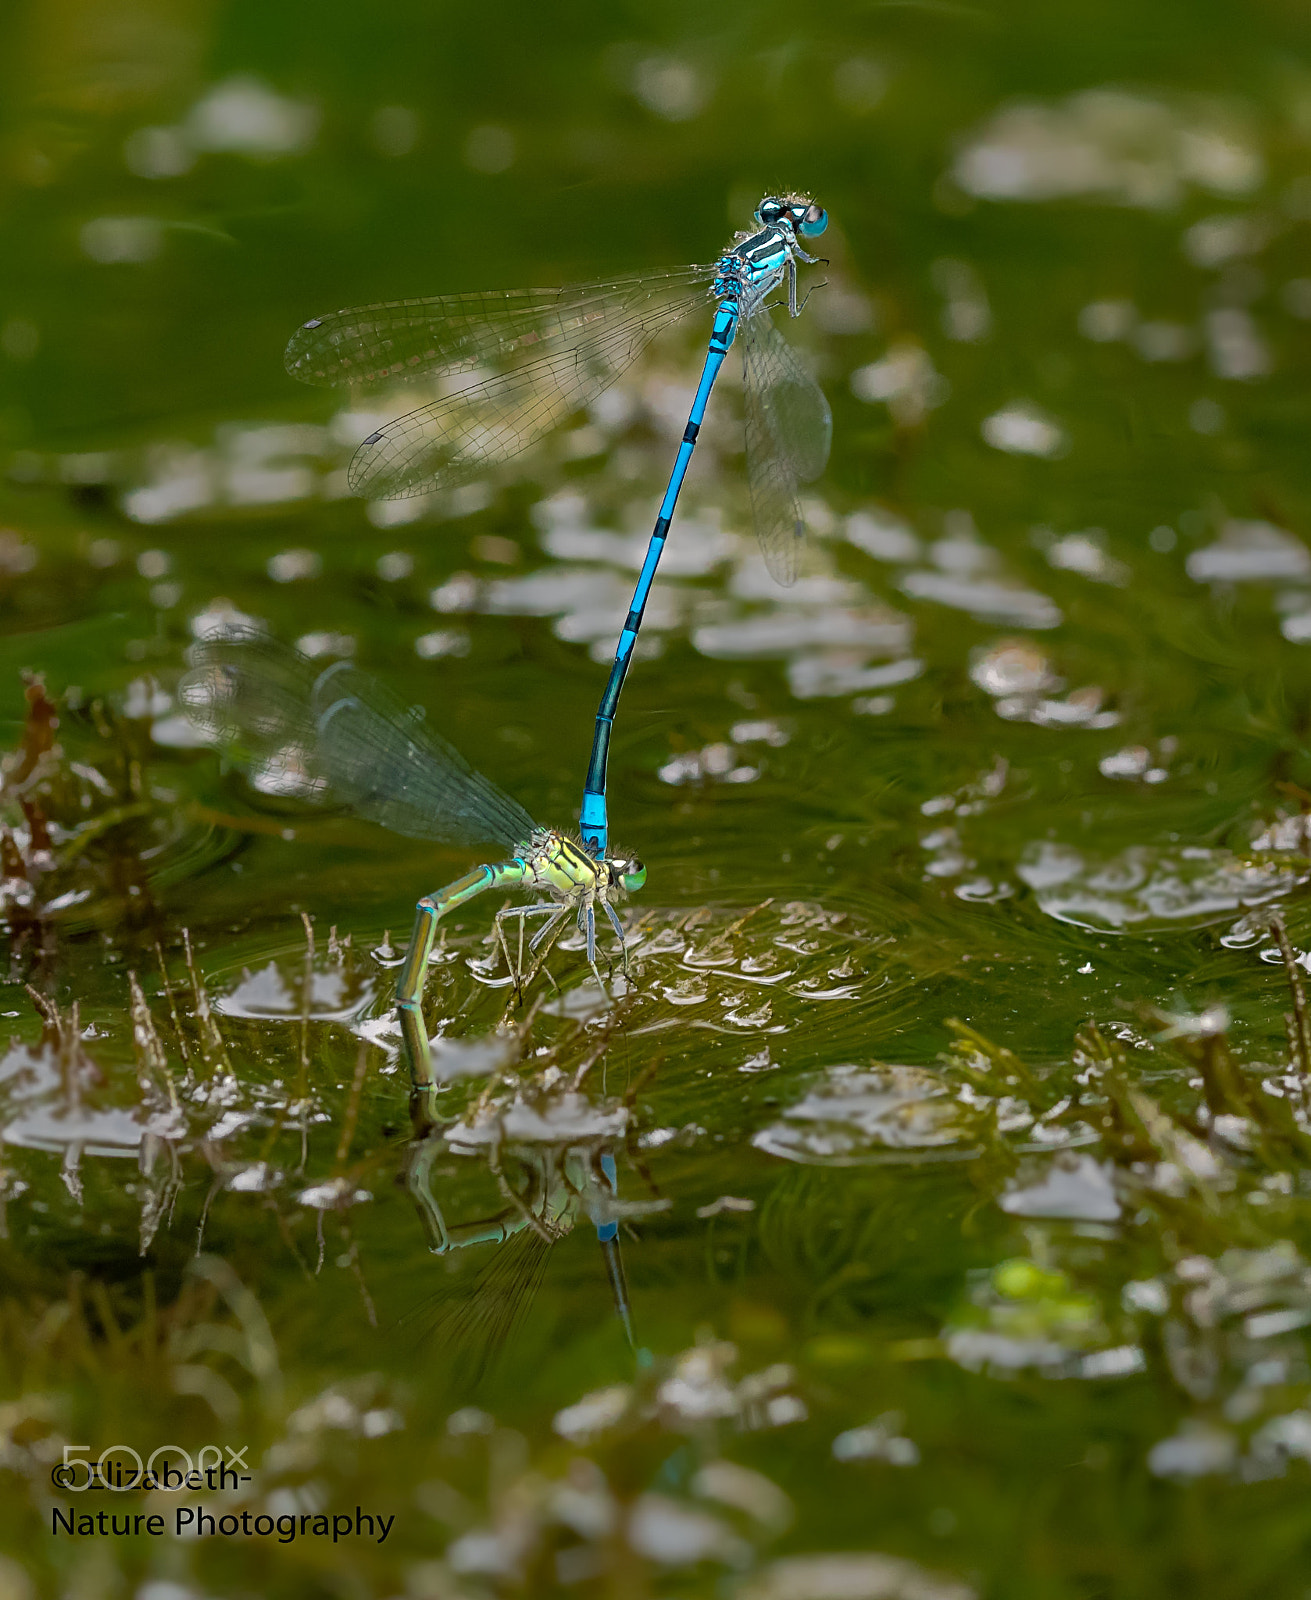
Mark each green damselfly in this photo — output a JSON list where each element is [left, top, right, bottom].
[[178, 632, 646, 1093]]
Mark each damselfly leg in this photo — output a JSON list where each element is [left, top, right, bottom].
[[494, 902, 567, 1001]]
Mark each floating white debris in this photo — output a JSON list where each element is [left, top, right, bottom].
[[658, 743, 758, 785], [225, 1161, 279, 1193], [415, 628, 470, 659], [696, 1195, 757, 1219], [214, 964, 370, 1022], [1280, 609, 1311, 643], [268, 548, 321, 583], [1000, 1153, 1122, 1222], [150, 713, 211, 748], [550, 1462, 617, 1542], [1251, 1411, 1311, 1468], [627, 1494, 748, 1567], [1044, 530, 1130, 585], [1099, 743, 1171, 783], [447, 1093, 626, 1149], [953, 90, 1261, 209], [1205, 307, 1270, 380], [296, 1178, 371, 1210], [970, 639, 1056, 697], [187, 76, 319, 158], [376, 550, 413, 581], [753, 1064, 969, 1165], [1251, 814, 1311, 855], [832, 1415, 920, 1465], [1017, 840, 1299, 930], [189, 602, 264, 641], [1186, 520, 1310, 582], [553, 1385, 633, 1444], [1079, 1345, 1147, 1379], [693, 607, 910, 661], [994, 684, 1119, 730], [428, 1033, 516, 1083], [288, 1391, 361, 1432], [447, 1526, 531, 1581], [1183, 212, 1269, 267], [730, 719, 790, 747], [430, 572, 480, 612], [846, 508, 922, 563], [743, 1551, 977, 1600], [946, 1329, 1070, 1372], [223, 423, 324, 506], [1148, 1421, 1237, 1479], [0, 1040, 151, 1159], [692, 1460, 792, 1530], [789, 653, 922, 700], [900, 571, 1062, 630], [543, 516, 734, 577], [122, 445, 216, 523], [123, 679, 171, 720], [850, 341, 949, 425], [728, 560, 851, 605], [295, 630, 353, 658], [482, 566, 629, 619], [1123, 1279, 1171, 1316], [658, 1343, 741, 1423], [981, 402, 1067, 458]]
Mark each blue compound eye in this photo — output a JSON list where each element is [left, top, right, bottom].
[[757, 197, 785, 226], [798, 203, 827, 238]]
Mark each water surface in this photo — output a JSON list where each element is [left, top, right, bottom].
[[4, 2, 1311, 1595]]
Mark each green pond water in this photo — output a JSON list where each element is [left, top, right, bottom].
[[6, 1, 1311, 1595]]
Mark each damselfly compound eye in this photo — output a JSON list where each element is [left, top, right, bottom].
[[756, 197, 786, 227], [797, 203, 827, 237], [614, 857, 647, 893]]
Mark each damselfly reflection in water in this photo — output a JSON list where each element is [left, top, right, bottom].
[[285, 194, 833, 855], [179, 632, 646, 1097], [406, 1134, 637, 1361]]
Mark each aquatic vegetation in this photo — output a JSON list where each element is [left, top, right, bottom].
[[12, 1, 1311, 1592], [0, 675, 226, 959]]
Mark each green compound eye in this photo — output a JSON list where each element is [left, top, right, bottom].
[[616, 858, 647, 893]]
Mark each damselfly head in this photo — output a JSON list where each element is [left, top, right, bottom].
[[756, 194, 828, 239], [606, 855, 647, 894]]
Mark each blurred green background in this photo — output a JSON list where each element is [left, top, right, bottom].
[[5, 1, 1311, 1596]]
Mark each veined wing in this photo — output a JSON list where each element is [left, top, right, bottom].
[[307, 659, 535, 847], [740, 310, 833, 587], [285, 267, 714, 390], [179, 631, 536, 852], [347, 283, 712, 499]]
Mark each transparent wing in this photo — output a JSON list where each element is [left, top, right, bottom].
[[346, 280, 713, 499], [740, 310, 833, 587], [285, 267, 713, 390], [179, 630, 536, 851]]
